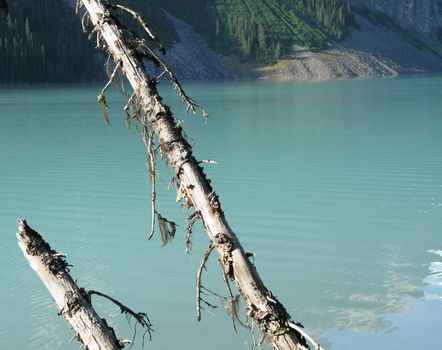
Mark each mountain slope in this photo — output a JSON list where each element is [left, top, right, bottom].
[[348, 0, 442, 40], [258, 12, 442, 80], [160, 0, 349, 64], [156, 13, 229, 80]]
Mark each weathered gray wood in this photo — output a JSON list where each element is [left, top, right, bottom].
[[79, 1, 309, 349], [17, 219, 121, 350]]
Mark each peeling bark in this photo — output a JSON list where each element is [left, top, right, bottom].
[[17, 219, 124, 350], [78, 1, 310, 349]]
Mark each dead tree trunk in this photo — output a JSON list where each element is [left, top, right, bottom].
[[78, 1, 312, 349], [17, 219, 123, 350]]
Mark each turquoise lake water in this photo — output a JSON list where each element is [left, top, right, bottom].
[[0, 76, 441, 349]]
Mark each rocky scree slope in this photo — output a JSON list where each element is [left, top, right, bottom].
[[155, 0, 442, 80], [348, 0, 442, 40], [259, 13, 442, 80]]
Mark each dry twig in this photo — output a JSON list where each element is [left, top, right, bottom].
[[88, 290, 154, 346], [185, 211, 201, 254], [110, 3, 165, 53], [97, 61, 122, 126], [196, 242, 215, 321], [145, 128, 156, 240]]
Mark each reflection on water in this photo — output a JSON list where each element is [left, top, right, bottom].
[[424, 250, 442, 300], [1, 77, 442, 349], [297, 259, 426, 338], [322, 249, 442, 349], [333, 264, 424, 333]]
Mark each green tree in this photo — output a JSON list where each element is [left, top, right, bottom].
[[0, 0, 102, 83], [274, 42, 281, 60], [24, 17, 32, 44]]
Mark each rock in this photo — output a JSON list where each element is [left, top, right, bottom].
[[348, 0, 442, 40], [156, 12, 229, 81]]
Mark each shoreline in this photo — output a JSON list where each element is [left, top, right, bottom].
[[2, 70, 442, 88]]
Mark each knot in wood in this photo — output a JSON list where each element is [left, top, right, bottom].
[[153, 110, 167, 122], [178, 147, 192, 164], [214, 233, 234, 277], [257, 311, 289, 337], [246, 294, 292, 338], [62, 291, 82, 317], [176, 183, 194, 208], [208, 191, 221, 212], [169, 146, 192, 171], [214, 233, 231, 250], [41, 252, 71, 275], [246, 303, 272, 332], [95, 12, 107, 26], [79, 288, 92, 304], [100, 318, 120, 347], [264, 293, 292, 337], [25, 235, 48, 257]]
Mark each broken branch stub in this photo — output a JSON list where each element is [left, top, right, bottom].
[[78, 1, 312, 348], [17, 219, 122, 350], [17, 219, 153, 350]]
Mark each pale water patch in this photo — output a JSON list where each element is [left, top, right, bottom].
[[323, 249, 442, 349], [428, 249, 442, 257], [423, 250, 442, 300]]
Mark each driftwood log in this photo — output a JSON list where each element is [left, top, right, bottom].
[[78, 1, 313, 349], [16, 219, 134, 350]]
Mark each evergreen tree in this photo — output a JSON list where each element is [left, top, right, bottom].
[[274, 42, 281, 60], [0, 0, 101, 83], [24, 17, 31, 44]]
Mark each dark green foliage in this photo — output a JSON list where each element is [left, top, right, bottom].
[[300, 0, 349, 39], [160, 0, 350, 64], [0, 0, 102, 83]]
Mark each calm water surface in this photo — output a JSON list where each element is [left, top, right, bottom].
[[0, 76, 441, 349]]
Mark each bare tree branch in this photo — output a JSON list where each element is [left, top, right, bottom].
[[145, 128, 156, 240], [17, 219, 131, 350], [185, 211, 201, 254], [97, 60, 121, 126], [110, 3, 165, 53], [88, 290, 154, 342], [196, 242, 215, 321]]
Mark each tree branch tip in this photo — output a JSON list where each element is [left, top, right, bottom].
[[17, 218, 27, 232], [288, 321, 324, 350], [199, 160, 217, 165], [118, 339, 133, 347]]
